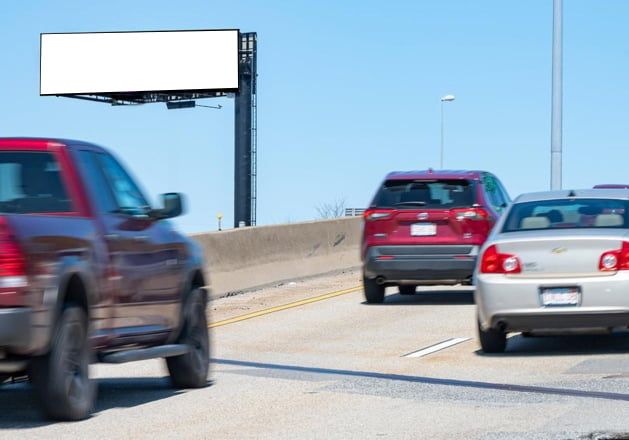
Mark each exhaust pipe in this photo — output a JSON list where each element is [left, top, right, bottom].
[[496, 320, 507, 332], [375, 276, 386, 285]]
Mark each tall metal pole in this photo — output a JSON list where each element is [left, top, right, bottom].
[[551, 0, 563, 190], [233, 32, 257, 228], [440, 101, 445, 169], [439, 95, 455, 169], [234, 68, 252, 227]]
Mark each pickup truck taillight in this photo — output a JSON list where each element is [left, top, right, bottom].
[[0, 217, 27, 287]]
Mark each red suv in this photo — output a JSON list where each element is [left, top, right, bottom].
[[361, 170, 511, 303]]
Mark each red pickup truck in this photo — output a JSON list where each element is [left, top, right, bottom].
[[0, 137, 209, 420]]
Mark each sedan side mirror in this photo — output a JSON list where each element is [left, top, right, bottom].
[[154, 192, 184, 219]]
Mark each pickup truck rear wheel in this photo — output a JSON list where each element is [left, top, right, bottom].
[[30, 305, 95, 421], [167, 288, 209, 388]]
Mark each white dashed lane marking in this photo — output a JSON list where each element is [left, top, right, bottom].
[[402, 337, 472, 358]]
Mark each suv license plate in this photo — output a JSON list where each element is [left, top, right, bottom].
[[411, 223, 436, 236], [540, 286, 580, 306]]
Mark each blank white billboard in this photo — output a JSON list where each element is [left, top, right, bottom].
[[40, 29, 239, 95]]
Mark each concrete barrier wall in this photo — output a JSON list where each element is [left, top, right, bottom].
[[190, 216, 362, 298]]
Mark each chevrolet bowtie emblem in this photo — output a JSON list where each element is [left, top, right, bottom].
[[552, 247, 567, 254]]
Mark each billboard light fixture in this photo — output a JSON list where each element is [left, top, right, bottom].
[[166, 100, 196, 109], [166, 100, 222, 110]]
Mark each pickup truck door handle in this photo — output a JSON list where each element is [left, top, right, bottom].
[[104, 234, 121, 242], [133, 235, 149, 243]]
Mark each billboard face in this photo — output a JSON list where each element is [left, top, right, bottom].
[[40, 30, 239, 95]]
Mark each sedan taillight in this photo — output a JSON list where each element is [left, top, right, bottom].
[[599, 241, 629, 271], [480, 244, 521, 274]]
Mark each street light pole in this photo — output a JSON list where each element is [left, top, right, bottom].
[[550, 0, 563, 190], [440, 94, 455, 169]]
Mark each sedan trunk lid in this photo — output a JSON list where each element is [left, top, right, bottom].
[[493, 229, 629, 276]]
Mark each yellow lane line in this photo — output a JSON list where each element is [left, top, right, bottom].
[[209, 285, 363, 328]]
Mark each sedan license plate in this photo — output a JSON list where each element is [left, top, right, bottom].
[[540, 286, 580, 306], [411, 223, 436, 236]]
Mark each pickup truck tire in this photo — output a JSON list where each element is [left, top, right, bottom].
[[30, 305, 95, 421], [166, 288, 209, 388]]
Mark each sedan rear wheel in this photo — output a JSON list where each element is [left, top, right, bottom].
[[477, 316, 506, 353], [398, 285, 416, 295]]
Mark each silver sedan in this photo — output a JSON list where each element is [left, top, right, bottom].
[[474, 189, 629, 353]]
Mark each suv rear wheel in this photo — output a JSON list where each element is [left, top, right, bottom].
[[363, 275, 385, 304]]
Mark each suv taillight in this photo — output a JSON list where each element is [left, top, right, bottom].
[[599, 241, 629, 271], [0, 217, 26, 286], [452, 207, 489, 221], [480, 244, 521, 274], [363, 209, 394, 221]]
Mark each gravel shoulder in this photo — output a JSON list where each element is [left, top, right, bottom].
[[208, 268, 362, 324]]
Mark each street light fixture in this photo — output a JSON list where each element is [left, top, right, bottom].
[[440, 94, 456, 169]]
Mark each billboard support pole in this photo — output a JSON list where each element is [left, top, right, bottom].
[[234, 32, 257, 227]]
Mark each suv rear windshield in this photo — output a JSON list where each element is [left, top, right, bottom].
[[0, 151, 72, 214], [370, 179, 476, 209], [502, 198, 629, 232]]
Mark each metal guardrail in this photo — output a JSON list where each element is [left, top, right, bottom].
[[344, 208, 365, 217]]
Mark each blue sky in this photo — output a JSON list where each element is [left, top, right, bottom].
[[2, 1, 628, 233]]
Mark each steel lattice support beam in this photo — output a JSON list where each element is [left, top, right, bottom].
[[233, 32, 257, 228]]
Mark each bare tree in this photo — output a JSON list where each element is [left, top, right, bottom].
[[315, 197, 347, 219]]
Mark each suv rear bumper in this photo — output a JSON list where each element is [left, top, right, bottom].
[[363, 245, 479, 285]]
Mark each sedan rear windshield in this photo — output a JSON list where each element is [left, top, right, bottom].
[[370, 179, 475, 209], [502, 198, 629, 232]]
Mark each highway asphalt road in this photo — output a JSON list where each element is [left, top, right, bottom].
[[1, 269, 629, 439]]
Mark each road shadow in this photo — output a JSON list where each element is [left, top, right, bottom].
[[476, 331, 629, 357], [364, 288, 475, 306], [213, 358, 629, 402], [0, 376, 212, 428]]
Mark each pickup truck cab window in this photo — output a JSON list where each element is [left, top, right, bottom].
[[0, 151, 73, 213], [76, 150, 117, 213], [97, 153, 150, 216]]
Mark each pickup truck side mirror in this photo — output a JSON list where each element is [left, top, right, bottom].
[[154, 193, 184, 219]]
